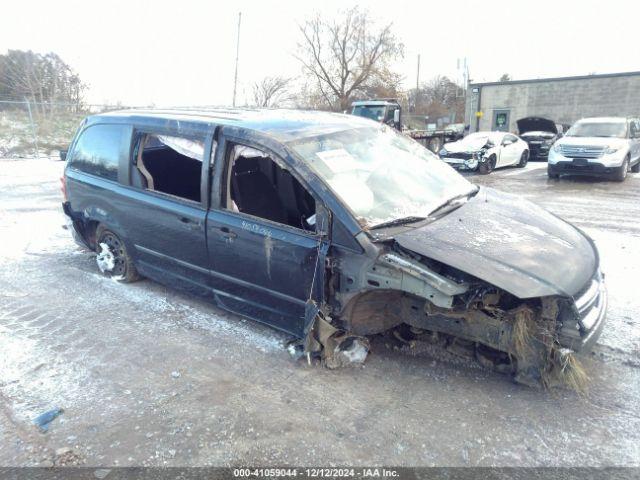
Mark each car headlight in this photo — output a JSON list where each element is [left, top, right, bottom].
[[552, 143, 562, 153], [439, 148, 447, 156], [605, 147, 619, 154]]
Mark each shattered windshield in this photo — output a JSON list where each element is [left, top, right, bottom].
[[566, 121, 627, 138], [287, 126, 476, 228]]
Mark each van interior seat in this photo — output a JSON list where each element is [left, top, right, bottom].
[[231, 156, 288, 224], [140, 146, 201, 202]]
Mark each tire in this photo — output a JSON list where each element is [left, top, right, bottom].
[[95, 225, 140, 283], [612, 156, 629, 182], [516, 150, 529, 168], [631, 160, 640, 173], [547, 166, 559, 179], [428, 137, 443, 153], [478, 155, 496, 175]]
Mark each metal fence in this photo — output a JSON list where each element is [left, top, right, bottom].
[[0, 98, 140, 159]]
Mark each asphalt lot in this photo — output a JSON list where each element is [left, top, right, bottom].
[[1, 157, 639, 467]]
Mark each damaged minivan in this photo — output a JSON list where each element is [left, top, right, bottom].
[[62, 109, 606, 388]]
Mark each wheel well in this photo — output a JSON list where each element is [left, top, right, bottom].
[[83, 220, 100, 250], [341, 289, 404, 336]]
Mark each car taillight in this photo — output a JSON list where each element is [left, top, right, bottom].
[[60, 175, 68, 201]]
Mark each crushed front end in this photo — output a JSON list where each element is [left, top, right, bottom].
[[325, 240, 606, 389]]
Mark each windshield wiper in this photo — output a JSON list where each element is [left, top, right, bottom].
[[370, 188, 479, 230], [370, 216, 426, 230], [427, 188, 479, 218]]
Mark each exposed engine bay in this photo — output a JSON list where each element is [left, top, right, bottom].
[[297, 237, 601, 391]]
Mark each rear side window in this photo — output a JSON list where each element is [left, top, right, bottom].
[[69, 124, 127, 181], [132, 133, 207, 203]]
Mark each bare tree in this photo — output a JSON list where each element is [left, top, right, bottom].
[[0, 50, 85, 116], [406, 75, 465, 124], [252, 76, 292, 108], [499, 73, 511, 82], [295, 7, 403, 111]]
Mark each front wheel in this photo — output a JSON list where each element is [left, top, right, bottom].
[[547, 167, 559, 179], [478, 155, 496, 175], [516, 150, 529, 168], [612, 157, 629, 182], [95, 226, 140, 283]]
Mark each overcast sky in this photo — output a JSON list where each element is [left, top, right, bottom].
[[2, 0, 638, 106]]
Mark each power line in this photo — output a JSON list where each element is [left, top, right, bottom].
[[232, 11, 242, 108]]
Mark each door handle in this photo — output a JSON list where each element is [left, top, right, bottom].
[[178, 217, 201, 230], [219, 226, 237, 239]]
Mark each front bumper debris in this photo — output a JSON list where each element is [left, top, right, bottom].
[[558, 272, 607, 352]]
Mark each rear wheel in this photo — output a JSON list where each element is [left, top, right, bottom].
[[95, 226, 140, 283], [612, 156, 629, 182], [478, 155, 496, 175], [516, 150, 529, 168]]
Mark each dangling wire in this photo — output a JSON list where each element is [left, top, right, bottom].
[[307, 214, 326, 302]]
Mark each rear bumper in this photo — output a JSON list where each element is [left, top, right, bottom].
[[62, 201, 92, 249]]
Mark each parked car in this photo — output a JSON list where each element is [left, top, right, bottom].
[[439, 131, 529, 174], [517, 116, 565, 161], [61, 109, 605, 387], [548, 117, 640, 181]]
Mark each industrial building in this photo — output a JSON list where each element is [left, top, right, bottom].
[[465, 71, 640, 133]]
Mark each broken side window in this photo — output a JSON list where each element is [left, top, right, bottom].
[[133, 134, 211, 203], [225, 144, 316, 232]]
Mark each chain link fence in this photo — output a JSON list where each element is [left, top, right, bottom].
[[0, 98, 143, 159]]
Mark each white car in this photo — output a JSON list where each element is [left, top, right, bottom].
[[439, 131, 529, 174], [548, 117, 640, 181]]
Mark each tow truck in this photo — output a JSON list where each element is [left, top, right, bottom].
[[350, 99, 466, 152]]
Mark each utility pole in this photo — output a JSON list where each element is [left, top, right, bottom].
[[415, 54, 420, 111], [232, 11, 242, 107]]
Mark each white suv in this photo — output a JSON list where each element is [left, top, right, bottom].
[[548, 117, 640, 181]]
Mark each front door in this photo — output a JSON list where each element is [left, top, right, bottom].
[[205, 139, 326, 337], [497, 134, 520, 167], [492, 109, 510, 132]]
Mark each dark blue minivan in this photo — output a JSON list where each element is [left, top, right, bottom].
[[62, 109, 606, 386]]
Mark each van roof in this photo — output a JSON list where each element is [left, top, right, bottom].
[[89, 108, 375, 141]]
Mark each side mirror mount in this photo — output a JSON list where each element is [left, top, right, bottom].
[[59, 150, 67, 161], [315, 204, 331, 237]]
